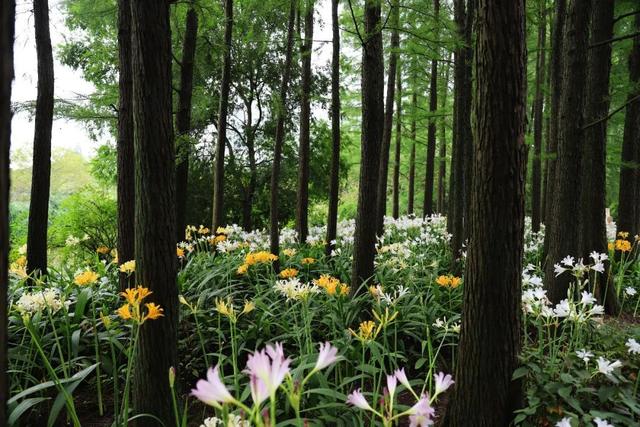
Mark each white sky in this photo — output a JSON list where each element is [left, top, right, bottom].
[[10, 0, 336, 168]]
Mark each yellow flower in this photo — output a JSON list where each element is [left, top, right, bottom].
[[339, 283, 350, 296], [369, 285, 383, 298], [450, 276, 462, 288], [615, 239, 632, 252], [74, 270, 99, 286], [349, 320, 379, 342], [608, 242, 614, 251], [436, 275, 450, 287], [111, 249, 119, 264], [198, 225, 211, 235], [120, 288, 138, 305], [245, 251, 278, 266], [301, 257, 316, 265], [279, 268, 299, 279], [177, 247, 185, 258], [119, 260, 136, 274], [116, 304, 133, 320], [314, 274, 339, 289], [179, 295, 188, 306], [215, 298, 234, 318], [325, 280, 337, 295], [237, 264, 249, 275], [96, 245, 110, 255], [216, 226, 228, 235], [435, 274, 462, 289], [242, 300, 255, 314], [14, 255, 27, 268], [136, 287, 152, 302], [283, 248, 297, 257], [100, 312, 112, 329], [143, 303, 164, 321], [618, 231, 630, 239]]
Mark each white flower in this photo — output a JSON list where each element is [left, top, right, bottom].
[[591, 262, 605, 273], [314, 342, 340, 370], [593, 418, 614, 427], [386, 374, 397, 399], [561, 255, 575, 267], [433, 372, 454, 396], [394, 368, 412, 392], [346, 389, 373, 411], [596, 357, 622, 377], [625, 287, 637, 296], [556, 417, 573, 427], [588, 305, 605, 316], [553, 299, 571, 317], [576, 349, 593, 363], [626, 338, 640, 355], [554, 263, 567, 276], [580, 291, 597, 305]]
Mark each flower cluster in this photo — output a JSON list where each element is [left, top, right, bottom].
[[15, 288, 69, 315], [73, 270, 99, 286], [273, 278, 321, 301], [313, 274, 350, 296], [435, 274, 462, 289], [215, 298, 255, 323], [116, 286, 163, 324], [119, 260, 136, 274]]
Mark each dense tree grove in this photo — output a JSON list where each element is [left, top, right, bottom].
[[3, 0, 640, 425]]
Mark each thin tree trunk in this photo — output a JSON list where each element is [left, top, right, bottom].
[[242, 101, 257, 231], [531, 3, 546, 233], [461, 0, 474, 242], [130, 0, 177, 424], [437, 58, 451, 214], [581, 0, 619, 314], [541, 52, 551, 224], [444, 0, 526, 423], [117, 0, 135, 291], [296, 0, 314, 243], [269, 0, 297, 268], [212, 0, 233, 231], [0, 0, 15, 421], [325, 0, 341, 257], [392, 67, 402, 219], [544, 0, 592, 305], [375, 0, 400, 235], [175, 3, 198, 241], [423, 0, 439, 217], [27, 0, 54, 279], [407, 89, 417, 215], [543, 0, 566, 234], [617, 13, 640, 244], [351, 0, 384, 289]]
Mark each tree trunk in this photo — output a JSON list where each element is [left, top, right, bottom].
[[461, 0, 474, 242], [0, 0, 15, 421], [617, 13, 640, 244], [392, 67, 402, 219], [375, 0, 400, 236], [423, 0, 439, 217], [242, 103, 257, 231], [269, 0, 296, 267], [175, 3, 198, 241], [351, 0, 384, 289], [437, 59, 451, 214], [117, 0, 135, 291], [580, 0, 619, 314], [325, 0, 341, 257], [130, 0, 177, 424], [296, 0, 314, 243], [544, 0, 592, 305], [444, 0, 526, 423], [212, 0, 233, 231], [407, 89, 417, 215], [531, 3, 546, 233], [27, 0, 54, 279], [543, 0, 566, 232]]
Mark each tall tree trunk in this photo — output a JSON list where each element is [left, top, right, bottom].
[[325, 0, 341, 257], [423, 0, 440, 217], [437, 59, 451, 214], [130, 0, 177, 424], [543, 0, 567, 231], [531, 3, 546, 233], [27, 0, 54, 279], [117, 0, 135, 291], [392, 67, 402, 219], [242, 101, 257, 231], [269, 0, 296, 267], [444, 0, 526, 423], [581, 0, 619, 313], [212, 0, 233, 231], [617, 13, 640, 245], [544, 0, 592, 305], [175, 3, 198, 241], [296, 0, 314, 243], [375, 0, 400, 236], [407, 89, 417, 215], [0, 0, 15, 421], [541, 54, 551, 224], [461, 0, 474, 242], [351, 0, 384, 288]]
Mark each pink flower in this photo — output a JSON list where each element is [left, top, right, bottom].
[[386, 374, 397, 399], [409, 394, 435, 427], [245, 342, 291, 403], [191, 365, 234, 407], [394, 367, 412, 392], [314, 342, 339, 371], [346, 389, 373, 411], [433, 372, 454, 396]]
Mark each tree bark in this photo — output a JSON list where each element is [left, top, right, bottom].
[[423, 0, 439, 217], [580, 0, 619, 314], [212, 0, 233, 231], [375, 0, 400, 236], [437, 59, 451, 214], [543, 0, 567, 232], [175, 3, 198, 241], [351, 0, 384, 289], [544, 0, 592, 305], [27, 0, 54, 279], [444, 0, 526, 423], [269, 0, 296, 267], [0, 0, 15, 421], [325, 0, 341, 257], [407, 89, 417, 215], [531, 3, 546, 233], [392, 67, 402, 219], [117, 0, 135, 291], [296, 0, 314, 243], [130, 0, 177, 424], [617, 13, 640, 244]]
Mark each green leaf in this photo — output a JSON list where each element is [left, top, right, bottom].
[[8, 397, 50, 426]]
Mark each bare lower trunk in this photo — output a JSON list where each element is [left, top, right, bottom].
[[407, 89, 417, 215], [392, 71, 401, 219], [531, 4, 546, 233]]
